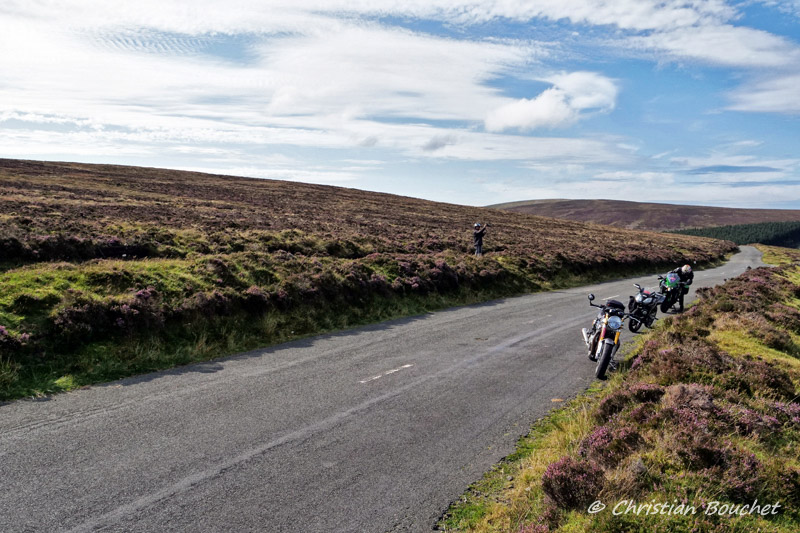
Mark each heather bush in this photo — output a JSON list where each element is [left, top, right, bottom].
[[770, 401, 800, 428], [669, 417, 726, 469], [633, 338, 731, 385], [174, 289, 235, 320], [627, 402, 660, 427], [742, 357, 797, 400], [242, 285, 271, 314], [517, 524, 548, 533], [0, 325, 23, 354], [578, 424, 643, 467], [712, 371, 755, 397], [662, 383, 716, 412], [541, 456, 604, 510], [49, 287, 165, 345], [594, 382, 665, 422], [653, 385, 731, 470], [766, 302, 800, 334], [717, 448, 767, 502], [516, 504, 561, 533], [728, 406, 781, 437], [766, 464, 800, 507]]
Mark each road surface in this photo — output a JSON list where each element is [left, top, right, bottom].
[[0, 246, 764, 532]]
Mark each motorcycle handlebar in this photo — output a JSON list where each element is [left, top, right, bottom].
[[587, 302, 640, 320]]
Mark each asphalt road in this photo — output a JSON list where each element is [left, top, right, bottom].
[[0, 246, 765, 533]]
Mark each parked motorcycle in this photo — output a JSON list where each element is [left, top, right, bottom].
[[581, 294, 639, 379], [659, 272, 684, 313], [627, 283, 665, 332]]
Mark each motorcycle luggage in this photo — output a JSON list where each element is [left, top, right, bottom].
[[606, 299, 625, 311]]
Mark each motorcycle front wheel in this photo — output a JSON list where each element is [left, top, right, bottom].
[[628, 315, 643, 333], [595, 342, 614, 380], [660, 296, 672, 314]]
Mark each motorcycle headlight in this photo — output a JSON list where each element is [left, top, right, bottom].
[[607, 316, 623, 330]]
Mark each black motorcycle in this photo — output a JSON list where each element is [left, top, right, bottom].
[[581, 294, 639, 379], [627, 283, 665, 332]]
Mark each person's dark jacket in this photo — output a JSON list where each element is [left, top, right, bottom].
[[473, 227, 487, 246]]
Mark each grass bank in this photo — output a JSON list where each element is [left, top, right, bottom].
[[0, 250, 730, 401], [440, 254, 800, 532]]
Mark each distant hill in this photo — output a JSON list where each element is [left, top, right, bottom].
[[490, 199, 800, 232]]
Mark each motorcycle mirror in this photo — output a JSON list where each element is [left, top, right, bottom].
[[588, 294, 595, 301]]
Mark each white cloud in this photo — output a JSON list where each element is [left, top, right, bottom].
[[727, 74, 800, 114], [485, 71, 617, 131], [629, 24, 800, 67], [485, 89, 576, 131]]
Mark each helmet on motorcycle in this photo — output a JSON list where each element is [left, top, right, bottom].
[[682, 264, 692, 274]]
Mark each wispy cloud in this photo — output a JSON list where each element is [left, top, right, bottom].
[[628, 24, 800, 68], [727, 74, 800, 114], [687, 165, 782, 174]]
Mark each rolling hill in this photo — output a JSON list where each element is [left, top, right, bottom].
[[0, 159, 734, 399], [490, 199, 800, 231]]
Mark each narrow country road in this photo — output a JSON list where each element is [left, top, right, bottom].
[[0, 247, 765, 532]]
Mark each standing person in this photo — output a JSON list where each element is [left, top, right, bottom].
[[670, 264, 694, 312], [473, 222, 488, 257]]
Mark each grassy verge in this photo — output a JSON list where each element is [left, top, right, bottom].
[[755, 244, 800, 266], [0, 251, 729, 401], [440, 258, 800, 533]]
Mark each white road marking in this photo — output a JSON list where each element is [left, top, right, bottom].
[[360, 364, 414, 384], [604, 295, 619, 300]]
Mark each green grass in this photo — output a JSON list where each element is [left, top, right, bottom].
[[755, 244, 800, 266]]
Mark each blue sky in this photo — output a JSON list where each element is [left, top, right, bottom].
[[1, 1, 799, 208]]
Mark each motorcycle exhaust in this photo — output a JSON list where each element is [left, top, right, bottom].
[[581, 328, 590, 346]]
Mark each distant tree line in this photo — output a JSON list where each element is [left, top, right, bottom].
[[671, 221, 800, 247]]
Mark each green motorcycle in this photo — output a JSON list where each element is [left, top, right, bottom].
[[659, 272, 684, 312]]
